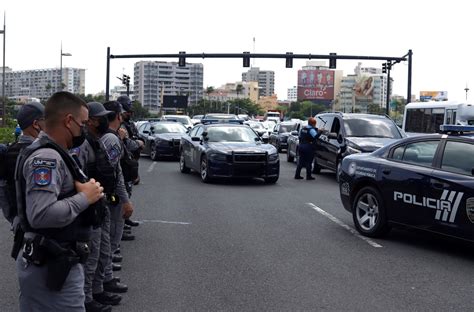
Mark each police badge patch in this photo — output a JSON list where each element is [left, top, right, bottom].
[[106, 144, 120, 161], [466, 197, 474, 223], [33, 167, 52, 186]]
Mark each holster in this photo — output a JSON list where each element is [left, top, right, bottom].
[[10, 222, 24, 260], [82, 199, 107, 228]]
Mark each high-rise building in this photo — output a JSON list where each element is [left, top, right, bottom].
[[133, 61, 203, 112], [0, 67, 85, 101], [287, 86, 297, 102], [242, 67, 275, 97], [337, 62, 390, 113]]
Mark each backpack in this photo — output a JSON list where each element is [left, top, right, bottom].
[[1, 141, 31, 223]]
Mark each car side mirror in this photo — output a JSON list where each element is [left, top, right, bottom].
[[150, 126, 155, 131], [291, 130, 298, 136], [262, 136, 270, 144], [327, 132, 337, 140], [337, 134, 344, 144]]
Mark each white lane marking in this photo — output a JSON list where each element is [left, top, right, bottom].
[[147, 162, 156, 173], [140, 219, 191, 225], [306, 203, 383, 248]]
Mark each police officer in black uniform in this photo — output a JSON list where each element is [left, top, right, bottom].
[[295, 117, 322, 180], [15, 92, 104, 311]]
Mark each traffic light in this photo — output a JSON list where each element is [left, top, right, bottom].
[[122, 74, 127, 85], [329, 52, 337, 69], [285, 52, 293, 68], [124, 75, 130, 86], [178, 51, 186, 67], [382, 63, 387, 74], [243, 52, 250, 67]]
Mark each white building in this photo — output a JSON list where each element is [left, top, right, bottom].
[[0, 67, 85, 101], [133, 61, 203, 112], [287, 86, 297, 102], [242, 67, 275, 97]]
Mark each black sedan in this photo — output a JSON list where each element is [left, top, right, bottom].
[[179, 123, 280, 183], [339, 130, 474, 242], [138, 121, 188, 160], [269, 121, 298, 152]]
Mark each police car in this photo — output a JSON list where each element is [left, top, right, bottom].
[[339, 125, 474, 242]]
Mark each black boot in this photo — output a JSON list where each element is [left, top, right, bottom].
[[85, 300, 112, 312], [93, 291, 122, 306], [104, 278, 129, 293], [125, 219, 140, 227]]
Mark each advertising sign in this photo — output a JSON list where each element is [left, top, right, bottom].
[[354, 76, 374, 100], [297, 70, 334, 101], [163, 95, 188, 108], [420, 91, 448, 102]]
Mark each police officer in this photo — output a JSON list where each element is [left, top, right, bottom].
[[295, 117, 322, 180], [73, 102, 126, 312], [102, 101, 134, 281], [1, 102, 45, 223], [116, 95, 142, 230], [16, 92, 104, 311]]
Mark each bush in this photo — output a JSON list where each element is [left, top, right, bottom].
[[0, 126, 15, 144]]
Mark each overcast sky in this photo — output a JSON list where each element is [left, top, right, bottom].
[[2, 0, 472, 101]]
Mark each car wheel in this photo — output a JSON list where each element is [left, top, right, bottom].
[[264, 176, 279, 184], [352, 186, 390, 237], [179, 150, 190, 173], [287, 148, 294, 162], [150, 143, 159, 161], [200, 156, 211, 183]]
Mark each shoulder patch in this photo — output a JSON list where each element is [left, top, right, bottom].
[[70, 147, 81, 156], [33, 167, 52, 186], [32, 158, 57, 169], [106, 144, 121, 161]]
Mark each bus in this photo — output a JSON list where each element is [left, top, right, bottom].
[[402, 101, 474, 135]]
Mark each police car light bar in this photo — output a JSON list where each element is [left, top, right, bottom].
[[439, 124, 474, 132], [201, 119, 243, 125]]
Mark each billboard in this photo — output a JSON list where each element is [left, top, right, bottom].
[[297, 69, 334, 101], [162, 95, 188, 108], [354, 76, 374, 100], [420, 91, 448, 102]]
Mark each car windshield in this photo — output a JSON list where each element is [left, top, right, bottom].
[[279, 124, 297, 133], [151, 123, 187, 134], [344, 118, 402, 138], [164, 116, 190, 125], [247, 122, 264, 129], [207, 126, 259, 142]]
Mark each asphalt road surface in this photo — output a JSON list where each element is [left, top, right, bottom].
[[0, 155, 473, 311]]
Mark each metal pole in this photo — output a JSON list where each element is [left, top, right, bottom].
[[386, 64, 391, 115], [106, 47, 110, 101], [407, 49, 412, 104], [60, 41, 62, 91], [1, 12, 6, 127]]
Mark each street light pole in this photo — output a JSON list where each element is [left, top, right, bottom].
[[1, 12, 5, 127], [59, 41, 72, 91]]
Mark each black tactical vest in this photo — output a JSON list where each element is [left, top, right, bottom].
[[15, 137, 95, 242], [85, 135, 117, 195]]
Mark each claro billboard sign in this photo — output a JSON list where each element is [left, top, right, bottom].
[[297, 69, 334, 101]]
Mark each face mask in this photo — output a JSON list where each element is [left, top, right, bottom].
[[97, 117, 109, 134], [69, 118, 87, 148]]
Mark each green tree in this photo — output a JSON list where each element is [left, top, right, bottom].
[[131, 101, 150, 119]]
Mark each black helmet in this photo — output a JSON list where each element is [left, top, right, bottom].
[[116, 95, 133, 112]]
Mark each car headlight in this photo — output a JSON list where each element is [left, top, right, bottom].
[[268, 153, 279, 161], [209, 153, 228, 162], [346, 145, 362, 154]]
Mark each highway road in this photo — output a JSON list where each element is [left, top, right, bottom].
[[0, 155, 473, 311]]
